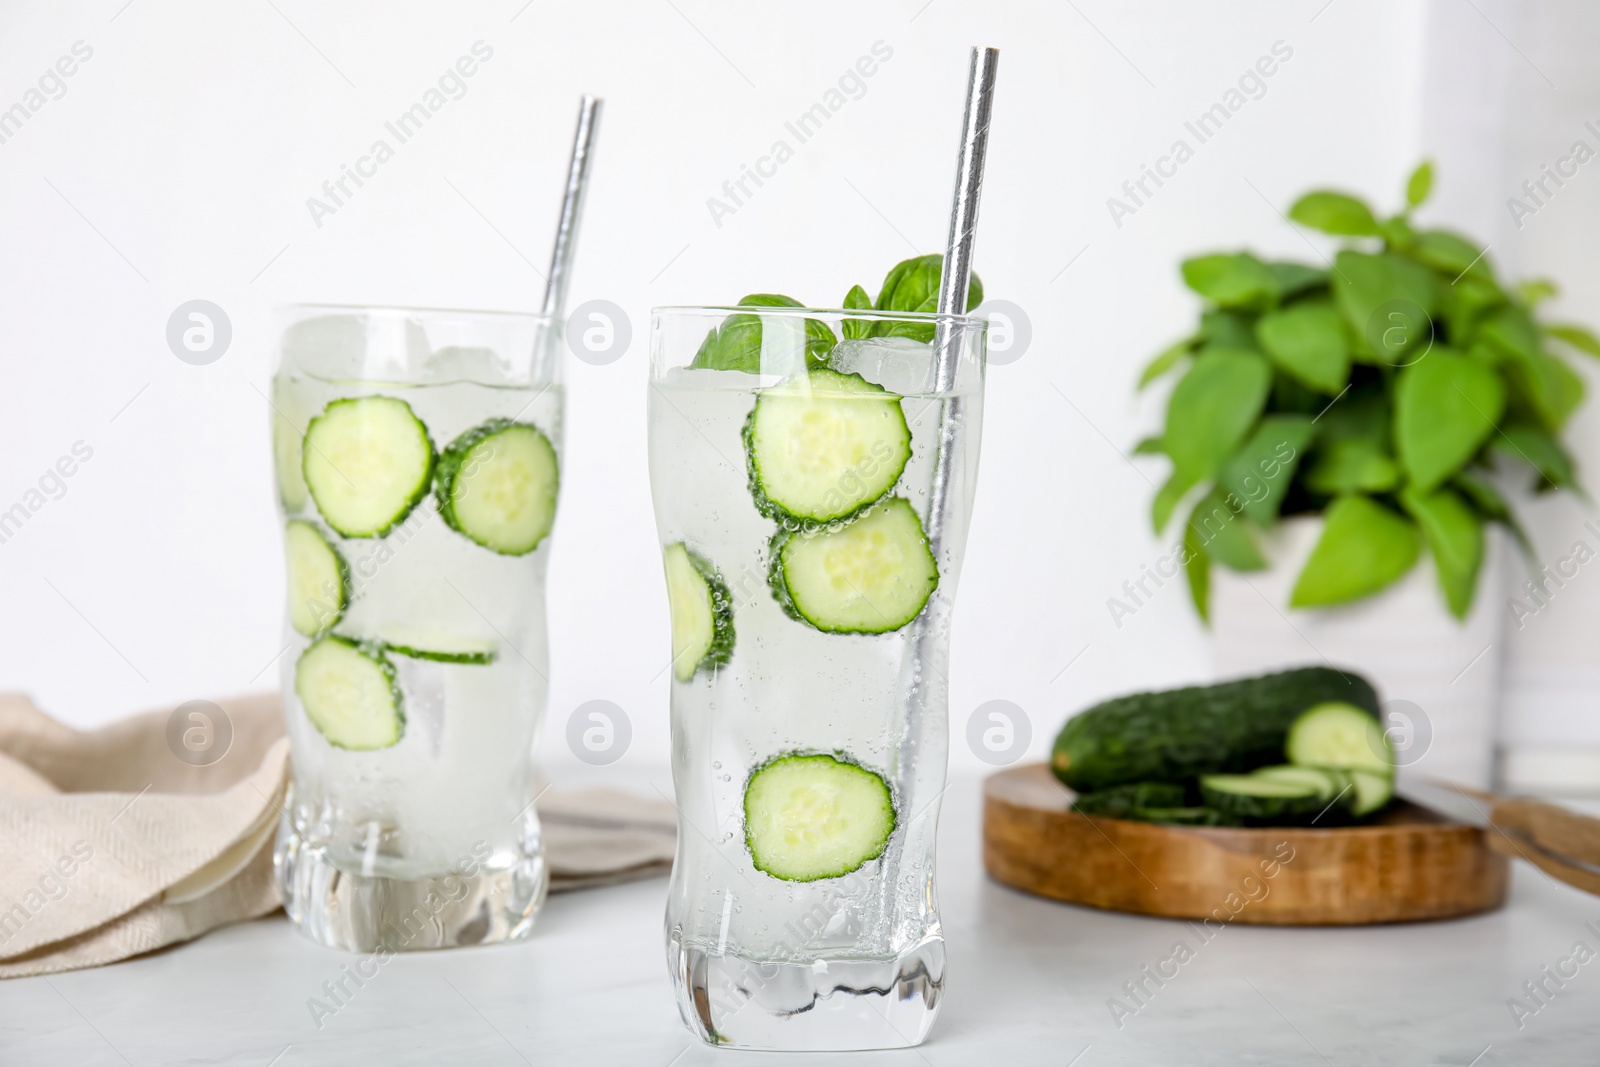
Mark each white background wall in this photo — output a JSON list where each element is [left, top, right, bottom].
[[0, 0, 1590, 782]]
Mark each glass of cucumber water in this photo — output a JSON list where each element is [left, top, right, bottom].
[[271, 305, 561, 951], [649, 304, 987, 1050]]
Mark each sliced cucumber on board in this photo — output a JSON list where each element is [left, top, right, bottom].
[[743, 753, 895, 882], [303, 396, 435, 538], [1199, 774, 1325, 823], [1130, 806, 1239, 827], [769, 496, 938, 634], [294, 636, 405, 750], [284, 520, 349, 636], [374, 625, 497, 665], [1051, 667, 1380, 793], [743, 368, 912, 526], [662, 543, 735, 682], [436, 419, 559, 556], [1349, 769, 1396, 817], [1250, 764, 1349, 803], [1285, 702, 1396, 775]]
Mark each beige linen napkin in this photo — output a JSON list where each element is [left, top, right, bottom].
[[0, 693, 674, 978]]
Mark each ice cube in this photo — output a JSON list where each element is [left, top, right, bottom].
[[827, 336, 936, 394], [280, 313, 431, 381], [423, 345, 508, 385]]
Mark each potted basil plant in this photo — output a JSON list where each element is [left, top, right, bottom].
[[1141, 160, 1595, 620]]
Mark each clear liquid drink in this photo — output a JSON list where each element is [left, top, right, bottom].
[[648, 306, 986, 1050], [271, 306, 561, 951]]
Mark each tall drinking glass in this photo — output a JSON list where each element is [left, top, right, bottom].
[[271, 305, 561, 951], [648, 306, 987, 1050]]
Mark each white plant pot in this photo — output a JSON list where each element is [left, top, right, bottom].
[[1210, 516, 1505, 789]]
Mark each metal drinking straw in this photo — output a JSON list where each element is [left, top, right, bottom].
[[542, 95, 604, 320]]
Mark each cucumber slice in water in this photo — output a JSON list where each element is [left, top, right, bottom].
[[294, 636, 404, 750], [284, 520, 349, 636], [272, 396, 309, 513], [744, 368, 911, 525], [662, 542, 734, 682], [375, 625, 497, 665], [743, 754, 896, 882], [1285, 702, 1395, 775], [1199, 774, 1324, 823], [770, 497, 938, 634], [303, 396, 435, 538], [436, 419, 559, 556]]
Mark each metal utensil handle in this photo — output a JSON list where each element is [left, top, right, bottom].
[[542, 95, 604, 321]]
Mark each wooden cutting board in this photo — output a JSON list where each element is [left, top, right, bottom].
[[983, 763, 1509, 925]]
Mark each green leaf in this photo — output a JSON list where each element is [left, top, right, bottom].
[[1255, 300, 1351, 394], [841, 284, 873, 340], [1200, 310, 1260, 350], [1452, 470, 1534, 559], [1411, 230, 1489, 280], [1181, 253, 1277, 308], [874, 254, 982, 314], [1217, 415, 1315, 526], [1132, 435, 1164, 456], [1483, 307, 1585, 428], [1289, 191, 1382, 237], [1290, 495, 1421, 608], [1394, 350, 1505, 493], [1495, 424, 1577, 491], [691, 294, 835, 372], [1183, 520, 1210, 622], [1315, 380, 1392, 449], [1161, 348, 1273, 487], [1138, 336, 1198, 390], [1152, 470, 1198, 533], [1438, 274, 1504, 345], [1405, 160, 1434, 209], [1266, 262, 1329, 299], [1332, 250, 1437, 364], [1516, 278, 1559, 307], [1400, 486, 1484, 619], [1187, 490, 1266, 572], [1546, 322, 1600, 358], [1379, 214, 1416, 250], [1304, 438, 1402, 495]]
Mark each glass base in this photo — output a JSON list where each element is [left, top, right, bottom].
[[669, 934, 945, 1051], [275, 824, 547, 953]]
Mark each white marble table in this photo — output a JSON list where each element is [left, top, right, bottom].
[[4, 774, 1598, 1066]]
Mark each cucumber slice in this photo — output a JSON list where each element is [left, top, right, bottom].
[[435, 419, 559, 556], [1071, 782, 1186, 817], [744, 368, 911, 526], [284, 520, 349, 636], [662, 543, 735, 682], [303, 396, 435, 538], [1349, 769, 1396, 817], [1250, 764, 1346, 802], [743, 753, 896, 882], [375, 625, 497, 665], [272, 392, 310, 513], [1199, 774, 1324, 823], [769, 497, 938, 634], [294, 636, 404, 750], [1285, 701, 1395, 774]]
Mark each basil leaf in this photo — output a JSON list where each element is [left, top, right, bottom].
[[1217, 415, 1315, 526], [1394, 349, 1504, 493], [1181, 253, 1277, 308], [841, 284, 874, 340], [1332, 250, 1437, 364], [1138, 336, 1197, 390], [1152, 470, 1198, 533], [1266, 262, 1328, 299], [1482, 307, 1585, 428], [1187, 490, 1265, 572], [1411, 229, 1487, 279], [691, 294, 834, 372], [1255, 300, 1350, 394], [1132, 435, 1165, 456], [1400, 485, 1483, 618], [1161, 348, 1272, 487], [1452, 470, 1534, 558], [1405, 160, 1434, 209], [1380, 215, 1416, 250], [1494, 424, 1578, 491], [1438, 275, 1504, 345], [1516, 279, 1559, 307], [1546, 322, 1600, 358], [1200, 309, 1261, 350], [1290, 495, 1421, 608], [872, 255, 982, 340], [1183, 520, 1210, 622], [1315, 379, 1391, 448], [1289, 191, 1381, 237], [1304, 438, 1402, 495]]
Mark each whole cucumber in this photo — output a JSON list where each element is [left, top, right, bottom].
[[1051, 666, 1379, 792]]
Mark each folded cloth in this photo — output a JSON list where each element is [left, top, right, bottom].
[[0, 693, 674, 978]]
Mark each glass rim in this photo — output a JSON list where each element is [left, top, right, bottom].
[[276, 301, 557, 325], [652, 304, 989, 328]]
